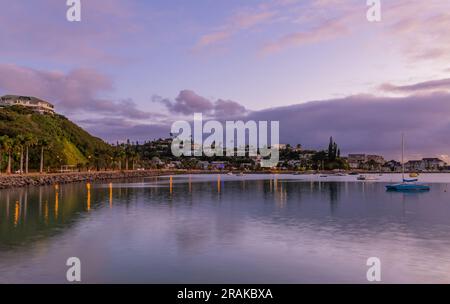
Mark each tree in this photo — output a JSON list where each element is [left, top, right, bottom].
[[3, 136, 14, 174], [115, 147, 126, 171], [128, 147, 138, 170], [24, 133, 37, 174], [16, 135, 26, 174], [327, 137, 341, 162], [94, 149, 101, 171], [38, 138, 50, 174], [0, 135, 10, 174], [328, 137, 334, 161], [125, 140, 131, 170], [366, 159, 379, 171], [312, 151, 328, 170]]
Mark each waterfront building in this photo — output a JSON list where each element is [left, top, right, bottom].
[[382, 160, 402, 172], [348, 154, 367, 169], [405, 160, 425, 172], [348, 154, 384, 169], [287, 160, 302, 168], [168, 161, 183, 169], [367, 155, 385, 165], [422, 158, 447, 171], [273, 144, 287, 150], [298, 151, 316, 161], [196, 161, 210, 170]]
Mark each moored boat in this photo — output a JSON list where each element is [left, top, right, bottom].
[[386, 134, 431, 192], [357, 175, 378, 181], [386, 183, 430, 192], [403, 178, 418, 183]]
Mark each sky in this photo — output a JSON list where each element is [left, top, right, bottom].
[[0, 0, 450, 161]]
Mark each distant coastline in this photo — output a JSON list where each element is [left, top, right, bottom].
[[1, 169, 450, 190]]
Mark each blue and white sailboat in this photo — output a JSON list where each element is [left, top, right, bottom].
[[386, 134, 430, 192]]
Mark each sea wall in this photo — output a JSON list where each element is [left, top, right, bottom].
[[0, 170, 181, 189]]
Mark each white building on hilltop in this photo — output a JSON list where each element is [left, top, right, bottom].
[[0, 95, 55, 114]]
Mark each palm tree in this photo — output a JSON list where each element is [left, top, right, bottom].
[[0, 135, 10, 174], [112, 147, 123, 170], [38, 138, 50, 174], [24, 133, 37, 174], [115, 147, 126, 171], [15, 135, 26, 174], [128, 148, 138, 170], [3, 137, 14, 174], [124, 141, 131, 171]]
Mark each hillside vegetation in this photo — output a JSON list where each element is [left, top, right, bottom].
[[0, 106, 111, 171]]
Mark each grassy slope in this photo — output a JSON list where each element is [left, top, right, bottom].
[[0, 106, 110, 167]]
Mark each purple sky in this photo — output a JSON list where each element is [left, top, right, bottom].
[[0, 0, 449, 161]]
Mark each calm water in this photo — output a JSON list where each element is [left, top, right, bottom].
[[1, 174, 450, 283]]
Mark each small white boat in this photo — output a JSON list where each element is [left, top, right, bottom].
[[227, 172, 234, 176], [357, 175, 378, 181]]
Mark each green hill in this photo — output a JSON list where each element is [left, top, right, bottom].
[[0, 106, 111, 171]]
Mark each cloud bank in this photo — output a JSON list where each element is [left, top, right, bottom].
[[155, 90, 248, 118], [1, 61, 449, 160], [82, 78, 450, 161]]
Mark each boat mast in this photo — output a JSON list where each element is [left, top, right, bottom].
[[402, 133, 405, 181]]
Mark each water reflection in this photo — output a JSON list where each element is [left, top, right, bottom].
[[0, 182, 109, 249], [0, 176, 450, 283]]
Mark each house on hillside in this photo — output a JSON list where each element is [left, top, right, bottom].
[[0, 95, 55, 114], [348, 154, 366, 169]]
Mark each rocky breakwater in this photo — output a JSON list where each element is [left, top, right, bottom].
[[0, 171, 174, 189]]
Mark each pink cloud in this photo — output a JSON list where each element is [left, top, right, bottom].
[[194, 3, 282, 50], [0, 0, 139, 64], [261, 18, 348, 55], [379, 78, 450, 95], [0, 64, 151, 119], [382, 1, 450, 62], [155, 90, 248, 117]]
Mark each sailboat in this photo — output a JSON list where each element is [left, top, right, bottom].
[[385, 134, 430, 192]]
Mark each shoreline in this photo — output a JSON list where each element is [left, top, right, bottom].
[[0, 170, 449, 190], [0, 170, 184, 189]]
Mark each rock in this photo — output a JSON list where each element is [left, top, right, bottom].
[[0, 171, 177, 189]]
